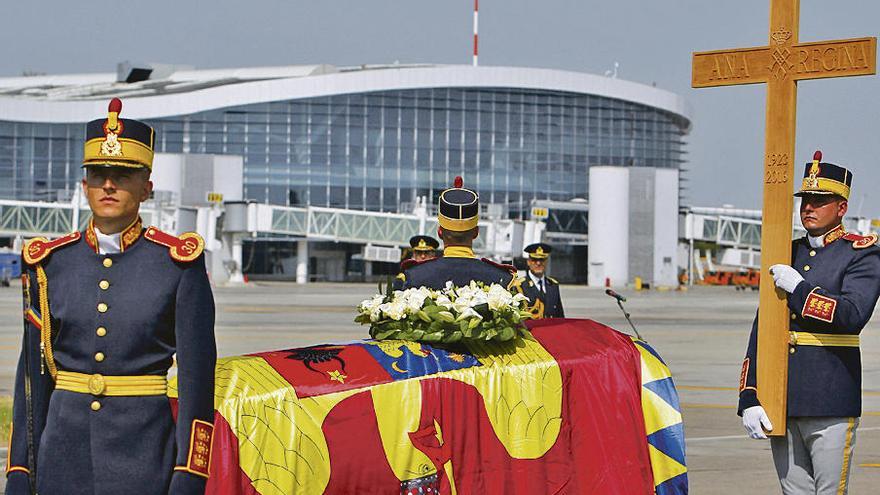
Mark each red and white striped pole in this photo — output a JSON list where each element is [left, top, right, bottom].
[[473, 0, 479, 66]]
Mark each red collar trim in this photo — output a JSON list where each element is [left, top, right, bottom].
[[823, 225, 846, 246], [84, 216, 143, 253]]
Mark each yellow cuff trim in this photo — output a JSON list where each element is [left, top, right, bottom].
[[174, 465, 209, 479], [6, 466, 30, 475]]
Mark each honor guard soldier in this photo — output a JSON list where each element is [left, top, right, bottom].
[[521, 243, 565, 319], [6, 99, 217, 495], [738, 152, 880, 494], [396, 177, 516, 290], [408, 235, 439, 263]]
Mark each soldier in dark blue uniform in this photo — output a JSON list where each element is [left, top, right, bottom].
[[408, 235, 439, 263], [6, 99, 217, 495], [396, 177, 516, 290], [737, 152, 880, 494], [520, 243, 564, 319]]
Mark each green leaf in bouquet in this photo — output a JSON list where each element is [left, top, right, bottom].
[[443, 330, 464, 343], [499, 326, 515, 341], [423, 305, 442, 316], [459, 319, 470, 333], [416, 310, 431, 323], [423, 331, 444, 343], [467, 318, 481, 331], [462, 323, 475, 338], [371, 326, 398, 340], [437, 311, 456, 323]]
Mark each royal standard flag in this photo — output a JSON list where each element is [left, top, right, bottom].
[[169, 318, 687, 494]]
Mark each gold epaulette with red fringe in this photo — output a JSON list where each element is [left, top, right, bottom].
[[22, 232, 81, 265], [144, 227, 204, 262], [480, 258, 518, 274], [400, 257, 438, 271], [842, 232, 879, 249]]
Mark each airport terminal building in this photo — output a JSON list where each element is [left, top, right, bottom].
[[0, 63, 692, 282]]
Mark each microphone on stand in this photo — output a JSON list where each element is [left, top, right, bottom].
[[605, 289, 643, 340], [605, 289, 626, 303]]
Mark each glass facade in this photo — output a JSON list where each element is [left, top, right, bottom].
[[0, 88, 688, 217]]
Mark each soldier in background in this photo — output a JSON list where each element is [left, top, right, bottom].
[[397, 177, 516, 290], [520, 243, 565, 319], [408, 235, 439, 262], [6, 99, 216, 495], [738, 154, 880, 494]]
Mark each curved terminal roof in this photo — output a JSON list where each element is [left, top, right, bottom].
[[0, 64, 691, 130]]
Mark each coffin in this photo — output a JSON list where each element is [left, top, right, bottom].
[[169, 318, 687, 495]]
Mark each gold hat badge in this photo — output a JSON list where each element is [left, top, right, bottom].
[[100, 98, 124, 157], [806, 150, 821, 189]]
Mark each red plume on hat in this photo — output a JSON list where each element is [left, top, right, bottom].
[[454, 176, 463, 188], [104, 97, 124, 134]]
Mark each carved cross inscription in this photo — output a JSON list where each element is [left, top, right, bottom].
[[691, 1, 876, 435]]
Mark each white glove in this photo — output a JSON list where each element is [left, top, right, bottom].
[[770, 264, 804, 294], [742, 406, 773, 439]]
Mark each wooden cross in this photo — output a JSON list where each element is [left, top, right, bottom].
[[691, 1, 876, 435]]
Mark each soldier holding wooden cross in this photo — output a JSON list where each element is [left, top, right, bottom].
[[737, 153, 880, 494]]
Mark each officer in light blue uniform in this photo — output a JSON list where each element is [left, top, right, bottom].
[[396, 177, 516, 290], [520, 243, 564, 319], [6, 99, 217, 495], [737, 152, 880, 495]]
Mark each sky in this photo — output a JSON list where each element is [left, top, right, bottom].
[[2, 1, 878, 217]]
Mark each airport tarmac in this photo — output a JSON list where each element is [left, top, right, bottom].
[[0, 281, 877, 494]]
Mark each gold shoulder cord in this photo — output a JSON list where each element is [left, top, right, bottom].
[[507, 277, 545, 319], [35, 265, 57, 380]]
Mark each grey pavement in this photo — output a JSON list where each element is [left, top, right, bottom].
[[0, 281, 878, 494]]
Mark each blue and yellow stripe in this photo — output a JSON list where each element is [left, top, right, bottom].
[[633, 338, 688, 495]]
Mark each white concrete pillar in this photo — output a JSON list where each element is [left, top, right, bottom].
[[296, 240, 309, 284], [229, 235, 245, 283], [588, 166, 630, 287]]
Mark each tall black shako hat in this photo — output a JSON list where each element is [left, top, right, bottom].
[[438, 176, 479, 231], [794, 150, 852, 200], [409, 235, 439, 252], [83, 98, 155, 171], [524, 243, 552, 260]]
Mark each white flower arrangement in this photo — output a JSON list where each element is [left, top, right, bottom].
[[355, 281, 533, 343]]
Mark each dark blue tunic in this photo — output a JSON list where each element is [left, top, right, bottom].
[[520, 276, 565, 318], [738, 233, 880, 418], [400, 255, 515, 291], [7, 227, 216, 495]]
